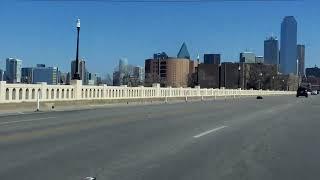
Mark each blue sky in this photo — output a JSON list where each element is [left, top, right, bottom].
[[0, 1, 319, 76]]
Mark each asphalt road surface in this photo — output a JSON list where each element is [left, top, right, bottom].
[[0, 95, 320, 180]]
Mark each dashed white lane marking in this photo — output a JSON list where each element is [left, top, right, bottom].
[[0, 117, 57, 126], [193, 126, 228, 138]]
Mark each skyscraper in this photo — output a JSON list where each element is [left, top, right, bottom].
[[177, 42, 190, 59], [280, 16, 297, 74], [255, 56, 264, 63], [204, 54, 221, 64], [33, 65, 59, 85], [6, 58, 22, 83], [297, 44, 305, 76], [240, 52, 256, 63], [264, 36, 279, 65], [119, 58, 128, 75], [0, 69, 4, 81], [71, 59, 87, 84], [21, 67, 34, 83]]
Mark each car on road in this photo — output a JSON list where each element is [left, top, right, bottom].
[[296, 87, 308, 97]]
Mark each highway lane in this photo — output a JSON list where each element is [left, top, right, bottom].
[[0, 95, 319, 180]]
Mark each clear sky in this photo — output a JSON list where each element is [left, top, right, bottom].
[[0, 1, 319, 76]]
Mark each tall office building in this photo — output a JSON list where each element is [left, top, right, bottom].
[[297, 44, 305, 76], [204, 54, 221, 64], [21, 67, 34, 83], [255, 56, 264, 63], [0, 69, 4, 81], [177, 42, 190, 59], [264, 36, 279, 65], [71, 59, 87, 84], [240, 52, 256, 63], [6, 58, 22, 83], [33, 65, 59, 85], [119, 58, 128, 74], [306, 66, 320, 78], [280, 16, 297, 74], [145, 57, 196, 87], [133, 66, 145, 83], [153, 52, 168, 60]]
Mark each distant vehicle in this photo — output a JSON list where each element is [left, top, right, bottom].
[[256, 96, 263, 99], [296, 87, 308, 98], [311, 90, 318, 95]]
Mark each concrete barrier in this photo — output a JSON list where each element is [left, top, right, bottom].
[[0, 80, 295, 104]]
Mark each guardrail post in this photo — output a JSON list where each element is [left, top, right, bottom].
[[0, 81, 6, 103]]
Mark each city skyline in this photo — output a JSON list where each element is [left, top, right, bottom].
[[0, 1, 318, 75]]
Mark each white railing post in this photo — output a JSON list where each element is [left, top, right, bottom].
[[152, 83, 160, 97], [40, 82, 47, 100], [71, 80, 82, 100], [195, 85, 200, 97]]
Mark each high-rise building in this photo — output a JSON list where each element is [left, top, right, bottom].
[[177, 42, 190, 59], [66, 72, 71, 85], [240, 52, 256, 63], [113, 71, 120, 86], [255, 56, 264, 63], [306, 66, 320, 78], [21, 67, 34, 83], [204, 54, 221, 64], [71, 59, 87, 84], [264, 36, 279, 65], [145, 57, 195, 87], [33, 66, 59, 85], [119, 58, 128, 74], [0, 69, 4, 81], [6, 58, 22, 83], [133, 66, 145, 83], [280, 16, 297, 74], [297, 44, 305, 76], [153, 52, 168, 60]]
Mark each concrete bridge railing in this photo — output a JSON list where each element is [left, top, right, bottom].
[[0, 80, 295, 103]]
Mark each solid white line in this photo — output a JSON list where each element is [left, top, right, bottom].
[[193, 126, 228, 138], [0, 117, 57, 126]]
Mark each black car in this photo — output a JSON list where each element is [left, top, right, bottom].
[[296, 87, 308, 97]]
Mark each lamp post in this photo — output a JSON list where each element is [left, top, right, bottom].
[[157, 55, 160, 84], [73, 18, 81, 80], [218, 64, 221, 89], [296, 59, 299, 76], [196, 54, 200, 86], [259, 72, 263, 90], [272, 76, 275, 90], [238, 65, 241, 89]]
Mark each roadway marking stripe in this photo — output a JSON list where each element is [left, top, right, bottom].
[[0, 117, 57, 126], [193, 126, 228, 138]]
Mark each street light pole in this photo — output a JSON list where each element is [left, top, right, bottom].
[[196, 54, 200, 86], [296, 59, 299, 76], [259, 72, 263, 90], [73, 18, 81, 80], [272, 76, 275, 90], [238, 64, 241, 89]]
